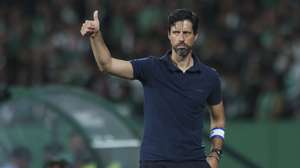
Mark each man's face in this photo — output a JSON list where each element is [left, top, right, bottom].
[[168, 20, 198, 58]]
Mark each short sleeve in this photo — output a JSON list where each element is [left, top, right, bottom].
[[207, 71, 222, 105], [130, 57, 153, 82]]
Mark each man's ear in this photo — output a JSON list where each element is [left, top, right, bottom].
[[168, 31, 171, 40]]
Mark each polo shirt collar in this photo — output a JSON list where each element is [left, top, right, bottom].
[[160, 50, 202, 73]]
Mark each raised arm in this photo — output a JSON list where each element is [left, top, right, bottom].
[[80, 10, 134, 79]]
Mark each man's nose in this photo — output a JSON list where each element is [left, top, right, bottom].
[[178, 33, 185, 41]]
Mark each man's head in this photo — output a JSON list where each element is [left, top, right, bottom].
[[168, 9, 199, 58]]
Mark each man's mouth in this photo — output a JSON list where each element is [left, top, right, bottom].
[[176, 44, 187, 49]]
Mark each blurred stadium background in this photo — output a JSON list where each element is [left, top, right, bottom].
[[0, 0, 299, 167]]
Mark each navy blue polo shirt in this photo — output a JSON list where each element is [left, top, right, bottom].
[[130, 51, 222, 161]]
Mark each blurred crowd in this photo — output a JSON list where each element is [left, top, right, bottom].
[[0, 0, 300, 121], [0, 132, 96, 168]]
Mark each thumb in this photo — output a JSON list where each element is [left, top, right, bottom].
[[93, 10, 99, 21]]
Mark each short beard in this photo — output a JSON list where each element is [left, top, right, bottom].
[[173, 44, 192, 58]]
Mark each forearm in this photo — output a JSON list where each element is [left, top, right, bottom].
[[210, 110, 225, 129], [208, 102, 225, 158], [89, 32, 112, 72], [210, 113, 225, 150]]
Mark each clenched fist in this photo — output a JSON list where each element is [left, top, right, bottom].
[[80, 10, 100, 37]]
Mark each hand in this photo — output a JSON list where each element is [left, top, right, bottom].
[[206, 156, 219, 168], [80, 10, 100, 37]]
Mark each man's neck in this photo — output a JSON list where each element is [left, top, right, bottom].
[[171, 51, 194, 73]]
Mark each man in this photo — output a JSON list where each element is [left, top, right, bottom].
[[81, 9, 225, 168]]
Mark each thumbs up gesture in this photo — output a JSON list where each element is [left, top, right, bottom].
[[80, 10, 100, 37]]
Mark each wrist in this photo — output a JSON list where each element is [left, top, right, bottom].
[[90, 31, 101, 38], [210, 128, 225, 141]]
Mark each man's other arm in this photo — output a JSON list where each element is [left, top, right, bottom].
[[207, 101, 225, 168], [209, 101, 225, 149]]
